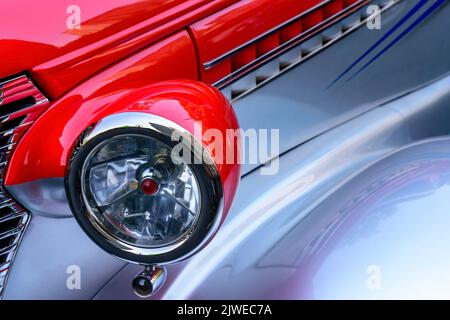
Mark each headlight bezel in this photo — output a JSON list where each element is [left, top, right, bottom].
[[66, 113, 223, 265]]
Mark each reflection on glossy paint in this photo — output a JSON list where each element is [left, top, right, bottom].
[[164, 138, 450, 299], [1, 0, 187, 76]]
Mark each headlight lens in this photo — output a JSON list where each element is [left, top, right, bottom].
[[66, 113, 223, 265], [82, 134, 202, 248]]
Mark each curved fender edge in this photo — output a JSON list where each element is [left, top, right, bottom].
[[6, 80, 240, 217]]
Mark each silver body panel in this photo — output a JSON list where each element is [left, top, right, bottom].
[[95, 75, 450, 299]]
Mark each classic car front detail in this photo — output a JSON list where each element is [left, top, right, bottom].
[[0, 0, 450, 300], [66, 110, 231, 266]]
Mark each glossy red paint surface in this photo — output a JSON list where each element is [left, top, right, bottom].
[[1, 0, 185, 78], [1, 0, 238, 98], [190, 0, 325, 83], [6, 33, 240, 216], [6, 31, 196, 184], [189, 0, 364, 85], [1, 0, 356, 98]]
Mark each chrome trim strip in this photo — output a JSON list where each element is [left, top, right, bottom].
[[0, 129, 14, 138], [0, 263, 11, 272], [0, 122, 32, 138], [213, 0, 371, 89], [0, 200, 13, 208], [203, 0, 334, 70], [0, 75, 26, 87], [0, 212, 27, 224], [0, 245, 17, 256], [224, 0, 400, 101], [0, 143, 15, 152], [0, 226, 24, 241], [0, 215, 29, 298], [0, 75, 48, 107]]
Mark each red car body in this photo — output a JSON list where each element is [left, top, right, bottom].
[[2, 0, 365, 226], [1, 0, 360, 96]]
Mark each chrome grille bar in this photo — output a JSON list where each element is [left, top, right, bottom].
[[0, 75, 49, 298]]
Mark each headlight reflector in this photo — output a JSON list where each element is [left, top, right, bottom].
[[82, 134, 202, 249]]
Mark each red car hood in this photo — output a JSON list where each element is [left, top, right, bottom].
[[0, 0, 191, 79]]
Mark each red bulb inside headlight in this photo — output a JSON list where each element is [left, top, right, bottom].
[[141, 178, 159, 196]]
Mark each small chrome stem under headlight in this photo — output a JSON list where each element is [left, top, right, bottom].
[[132, 265, 167, 298]]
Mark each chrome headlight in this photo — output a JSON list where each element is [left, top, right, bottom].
[[66, 113, 223, 265]]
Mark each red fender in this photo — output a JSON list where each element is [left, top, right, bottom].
[[6, 79, 240, 216]]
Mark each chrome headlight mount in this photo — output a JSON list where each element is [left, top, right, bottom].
[[66, 113, 223, 266]]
